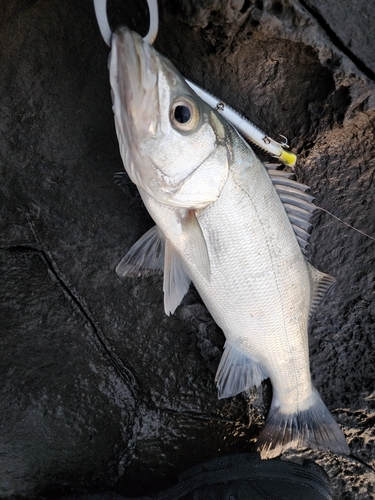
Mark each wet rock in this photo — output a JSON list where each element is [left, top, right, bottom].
[[1, 0, 374, 499], [1, 249, 136, 497]]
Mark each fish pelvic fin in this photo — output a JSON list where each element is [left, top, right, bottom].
[[215, 342, 268, 399], [116, 225, 165, 277], [257, 389, 349, 459]]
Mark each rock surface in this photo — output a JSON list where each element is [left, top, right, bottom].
[[302, 0, 375, 76], [0, 0, 374, 499]]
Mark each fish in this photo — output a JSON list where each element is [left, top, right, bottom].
[[109, 25, 350, 459]]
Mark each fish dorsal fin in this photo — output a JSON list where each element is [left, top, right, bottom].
[[116, 225, 165, 277], [181, 210, 211, 281], [268, 168, 316, 254], [215, 342, 268, 399], [163, 239, 191, 316], [308, 263, 336, 320]]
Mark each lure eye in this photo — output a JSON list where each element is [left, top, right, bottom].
[[170, 97, 199, 132]]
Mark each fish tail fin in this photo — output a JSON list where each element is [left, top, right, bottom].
[[257, 389, 349, 459]]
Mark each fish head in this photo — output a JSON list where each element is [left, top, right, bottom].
[[109, 26, 230, 209]]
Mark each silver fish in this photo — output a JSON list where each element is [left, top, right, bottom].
[[109, 26, 349, 459]]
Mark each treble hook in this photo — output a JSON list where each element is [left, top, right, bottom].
[[278, 135, 289, 148]]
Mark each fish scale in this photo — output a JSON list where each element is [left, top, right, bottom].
[[110, 26, 349, 459]]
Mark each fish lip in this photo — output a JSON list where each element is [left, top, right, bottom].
[[110, 26, 159, 141], [109, 26, 160, 191], [112, 25, 158, 92]]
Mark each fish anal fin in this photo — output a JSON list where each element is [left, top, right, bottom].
[[163, 239, 191, 316], [257, 389, 349, 459], [215, 342, 268, 399], [182, 210, 211, 281], [308, 263, 336, 320], [116, 225, 165, 277]]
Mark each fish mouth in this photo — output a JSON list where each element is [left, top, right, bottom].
[[110, 26, 159, 139]]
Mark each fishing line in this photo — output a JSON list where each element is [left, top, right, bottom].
[[275, 171, 375, 242], [315, 206, 375, 242]]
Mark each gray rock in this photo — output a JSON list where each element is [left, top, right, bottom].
[[302, 0, 375, 76], [1, 0, 374, 499]]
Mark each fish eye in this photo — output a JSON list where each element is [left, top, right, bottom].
[[170, 97, 199, 132], [174, 105, 191, 123]]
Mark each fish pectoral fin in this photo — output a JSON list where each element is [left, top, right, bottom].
[[215, 342, 268, 399], [163, 239, 191, 316], [116, 225, 165, 277], [181, 210, 211, 281], [308, 263, 336, 320], [116, 225, 191, 315]]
